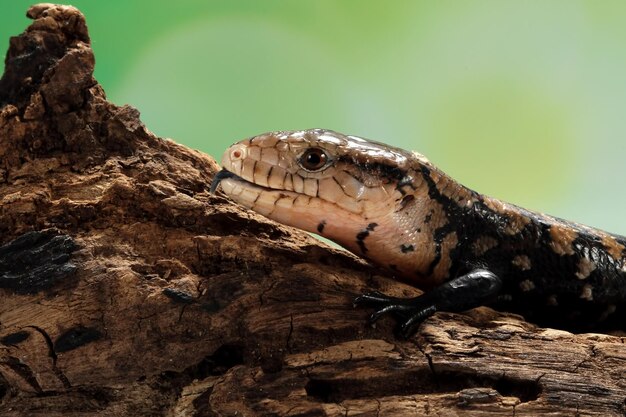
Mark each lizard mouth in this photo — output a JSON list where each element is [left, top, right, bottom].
[[210, 168, 292, 196], [210, 169, 239, 194]]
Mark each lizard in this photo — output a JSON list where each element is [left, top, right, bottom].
[[210, 128, 626, 336]]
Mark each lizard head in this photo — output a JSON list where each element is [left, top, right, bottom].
[[211, 129, 435, 258]]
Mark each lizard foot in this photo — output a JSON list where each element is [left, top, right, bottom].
[[353, 270, 502, 338], [353, 291, 436, 338]]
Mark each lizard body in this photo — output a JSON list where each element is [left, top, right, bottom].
[[211, 129, 626, 335]]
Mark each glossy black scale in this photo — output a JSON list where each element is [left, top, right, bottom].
[[357, 171, 626, 336], [463, 208, 626, 331]]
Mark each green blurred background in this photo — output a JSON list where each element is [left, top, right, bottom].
[[2, 1, 626, 234]]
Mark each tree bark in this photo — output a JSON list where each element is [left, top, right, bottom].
[[0, 4, 624, 416]]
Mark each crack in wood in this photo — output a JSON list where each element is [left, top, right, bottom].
[[26, 325, 71, 389]]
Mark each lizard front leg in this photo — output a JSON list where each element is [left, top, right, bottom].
[[354, 269, 502, 337]]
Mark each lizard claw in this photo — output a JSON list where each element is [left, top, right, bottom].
[[354, 291, 437, 336], [353, 291, 403, 307], [399, 305, 437, 338]]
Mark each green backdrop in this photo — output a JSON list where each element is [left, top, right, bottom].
[[2, 1, 626, 234]]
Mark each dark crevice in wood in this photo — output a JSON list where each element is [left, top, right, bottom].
[[0, 230, 77, 294], [305, 369, 540, 404]]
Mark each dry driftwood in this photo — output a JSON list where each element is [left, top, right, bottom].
[[0, 4, 624, 416]]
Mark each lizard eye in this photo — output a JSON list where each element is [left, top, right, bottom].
[[299, 148, 329, 171]]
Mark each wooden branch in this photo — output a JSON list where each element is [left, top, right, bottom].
[[0, 4, 624, 416]]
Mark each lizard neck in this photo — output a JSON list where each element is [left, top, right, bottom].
[[321, 162, 478, 289]]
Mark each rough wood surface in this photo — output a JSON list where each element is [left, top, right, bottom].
[[0, 4, 624, 417]]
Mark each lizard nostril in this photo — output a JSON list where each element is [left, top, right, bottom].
[[231, 147, 245, 160]]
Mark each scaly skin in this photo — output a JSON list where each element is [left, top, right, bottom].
[[211, 129, 626, 335]]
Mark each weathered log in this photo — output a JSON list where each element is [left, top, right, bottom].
[[0, 4, 624, 416]]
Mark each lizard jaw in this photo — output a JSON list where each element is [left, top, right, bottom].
[[211, 168, 371, 253]]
